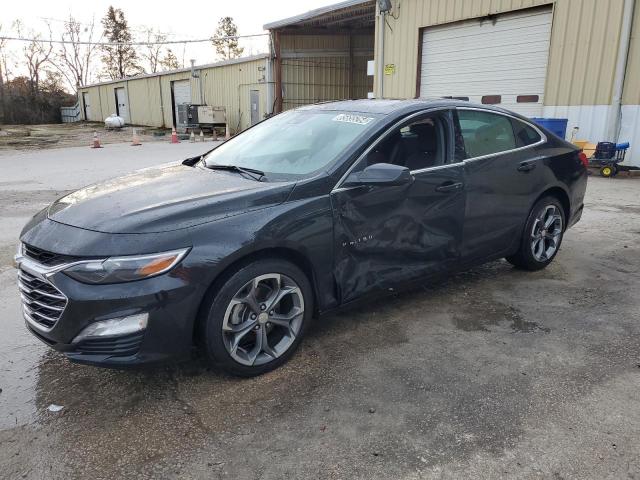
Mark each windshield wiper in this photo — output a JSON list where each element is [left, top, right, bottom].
[[208, 164, 265, 181]]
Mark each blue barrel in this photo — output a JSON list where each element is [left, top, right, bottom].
[[530, 118, 568, 140]]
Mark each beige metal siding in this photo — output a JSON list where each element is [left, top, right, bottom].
[[199, 58, 269, 132], [545, 0, 625, 106], [622, 0, 640, 105], [281, 33, 374, 110], [126, 77, 163, 126], [375, 0, 628, 106], [77, 56, 269, 132], [375, 0, 553, 98]]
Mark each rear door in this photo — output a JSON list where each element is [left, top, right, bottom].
[[331, 110, 466, 302], [455, 108, 545, 262]]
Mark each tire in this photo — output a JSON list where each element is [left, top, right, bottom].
[[506, 196, 565, 271], [200, 258, 313, 377], [600, 165, 616, 177]]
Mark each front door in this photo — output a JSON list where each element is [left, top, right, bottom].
[[331, 110, 466, 303], [115, 87, 129, 123], [250, 90, 260, 125]]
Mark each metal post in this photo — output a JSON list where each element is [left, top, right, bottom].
[[274, 30, 283, 113]]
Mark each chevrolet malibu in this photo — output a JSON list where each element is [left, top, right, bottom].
[[16, 99, 587, 376]]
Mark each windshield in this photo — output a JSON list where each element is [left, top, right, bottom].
[[203, 110, 379, 180]]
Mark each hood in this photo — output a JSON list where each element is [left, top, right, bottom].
[[47, 163, 294, 233]]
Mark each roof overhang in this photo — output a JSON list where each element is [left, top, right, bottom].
[[264, 0, 375, 31]]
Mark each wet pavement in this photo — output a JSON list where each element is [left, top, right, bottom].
[[1, 145, 639, 479]]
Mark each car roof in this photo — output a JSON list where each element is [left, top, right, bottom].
[[297, 98, 530, 120]]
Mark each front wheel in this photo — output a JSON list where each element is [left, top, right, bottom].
[[506, 196, 565, 271], [200, 259, 313, 377]]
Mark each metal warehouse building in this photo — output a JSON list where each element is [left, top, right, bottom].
[[79, 0, 639, 165], [79, 54, 271, 133]]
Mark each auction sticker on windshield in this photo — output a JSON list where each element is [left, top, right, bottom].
[[332, 113, 374, 125]]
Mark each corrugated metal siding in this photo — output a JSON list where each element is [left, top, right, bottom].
[[199, 57, 269, 132], [281, 33, 374, 110], [622, 0, 640, 105], [76, 57, 269, 132], [375, 0, 628, 106], [375, 0, 553, 98], [545, 0, 624, 106]]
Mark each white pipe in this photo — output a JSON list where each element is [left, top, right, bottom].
[[377, 11, 386, 98], [608, 0, 635, 141]]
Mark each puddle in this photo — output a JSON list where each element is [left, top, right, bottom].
[[454, 299, 550, 334]]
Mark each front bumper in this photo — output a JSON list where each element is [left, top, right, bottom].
[[16, 253, 202, 367]]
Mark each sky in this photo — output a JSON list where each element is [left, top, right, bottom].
[[1, 0, 340, 83]]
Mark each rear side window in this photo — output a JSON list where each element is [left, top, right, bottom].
[[511, 118, 542, 147], [457, 110, 516, 158]]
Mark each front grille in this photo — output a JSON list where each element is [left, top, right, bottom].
[[23, 243, 82, 267], [18, 268, 67, 330], [74, 331, 144, 357]]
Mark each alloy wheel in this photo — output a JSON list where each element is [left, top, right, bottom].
[[530, 204, 563, 262], [221, 273, 304, 366]]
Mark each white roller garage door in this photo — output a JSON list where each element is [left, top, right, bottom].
[[419, 7, 552, 117]]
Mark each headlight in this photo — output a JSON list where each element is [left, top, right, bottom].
[[63, 248, 190, 284]]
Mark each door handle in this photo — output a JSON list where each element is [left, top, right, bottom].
[[517, 161, 536, 172], [435, 181, 464, 193]]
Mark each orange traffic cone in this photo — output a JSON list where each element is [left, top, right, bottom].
[[224, 124, 230, 140], [131, 128, 142, 146], [189, 131, 195, 143], [199, 130, 204, 142], [91, 131, 103, 148], [170, 127, 179, 144]]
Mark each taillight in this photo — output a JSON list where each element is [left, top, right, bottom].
[[578, 151, 589, 168]]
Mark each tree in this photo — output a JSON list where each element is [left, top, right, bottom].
[[159, 49, 180, 71], [211, 17, 244, 60], [142, 28, 165, 73], [15, 20, 54, 96], [52, 15, 101, 91], [101, 6, 141, 79]]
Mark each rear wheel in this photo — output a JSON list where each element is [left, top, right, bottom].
[[201, 259, 312, 376], [506, 196, 565, 271]]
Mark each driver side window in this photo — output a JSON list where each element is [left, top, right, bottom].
[[353, 113, 449, 174]]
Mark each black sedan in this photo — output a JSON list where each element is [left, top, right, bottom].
[[16, 99, 588, 376]]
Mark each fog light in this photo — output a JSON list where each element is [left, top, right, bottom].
[[72, 313, 148, 343]]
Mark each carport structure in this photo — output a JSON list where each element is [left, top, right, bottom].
[[264, 0, 375, 113]]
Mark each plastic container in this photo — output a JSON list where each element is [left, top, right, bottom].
[[530, 117, 568, 140]]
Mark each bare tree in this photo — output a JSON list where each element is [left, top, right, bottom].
[[15, 20, 54, 96], [51, 15, 101, 91], [141, 28, 166, 73]]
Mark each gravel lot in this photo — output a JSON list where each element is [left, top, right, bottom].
[[0, 142, 639, 480]]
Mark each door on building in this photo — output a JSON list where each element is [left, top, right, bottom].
[[250, 90, 260, 125], [331, 110, 465, 302], [172, 80, 191, 130], [419, 7, 552, 117], [82, 92, 91, 120], [114, 87, 129, 123]]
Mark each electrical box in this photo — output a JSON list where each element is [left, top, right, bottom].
[[177, 104, 226, 129], [197, 106, 226, 125]]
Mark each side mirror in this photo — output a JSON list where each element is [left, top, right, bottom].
[[344, 163, 413, 187]]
